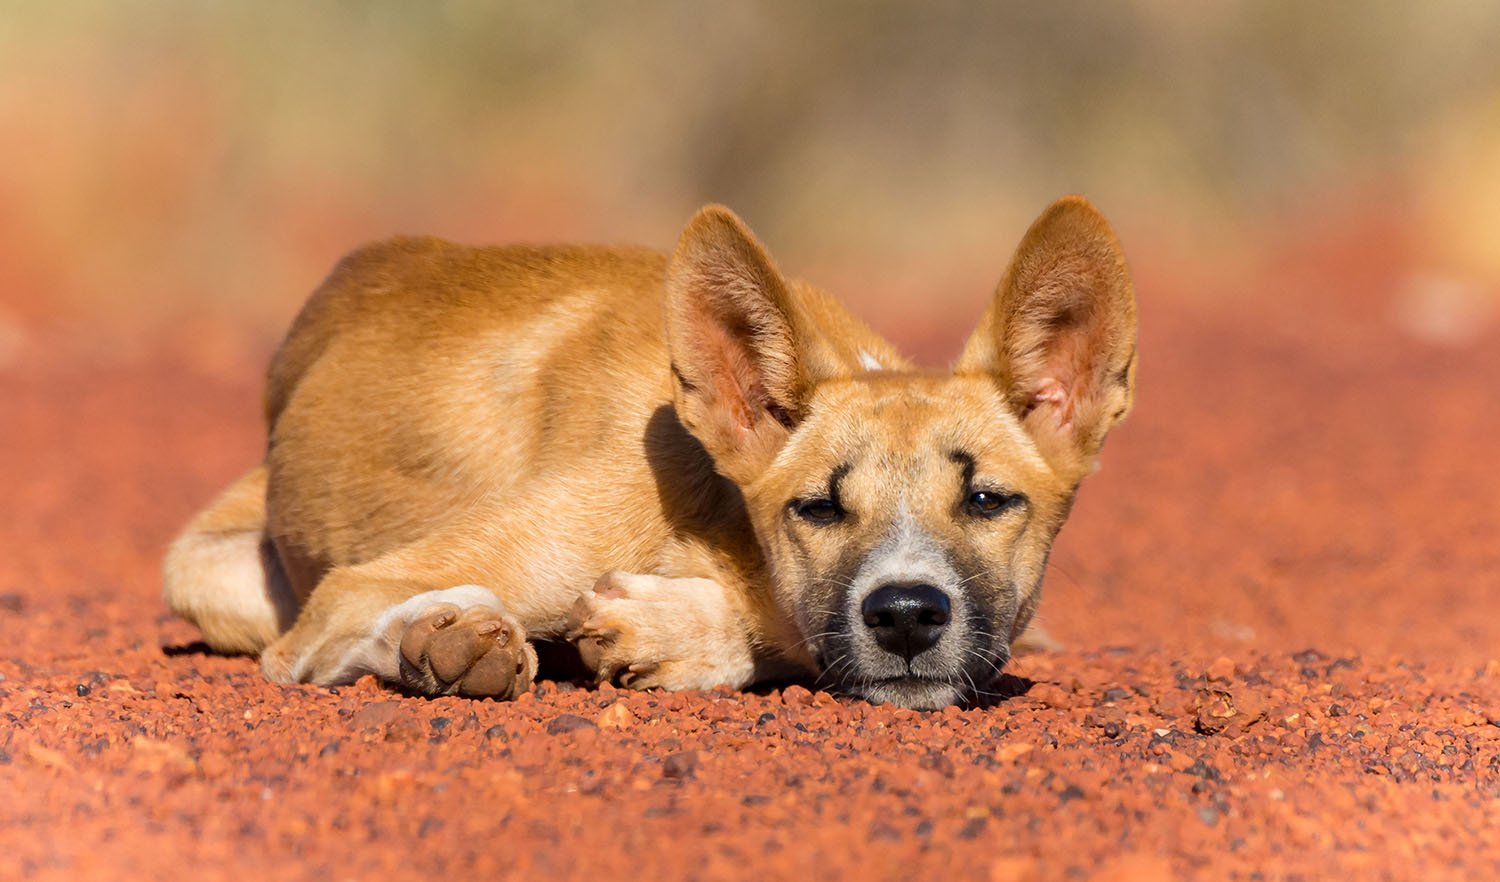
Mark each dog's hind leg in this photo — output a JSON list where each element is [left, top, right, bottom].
[[163, 465, 298, 654]]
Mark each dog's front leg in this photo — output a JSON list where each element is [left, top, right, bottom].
[[260, 563, 538, 699], [566, 570, 766, 692]]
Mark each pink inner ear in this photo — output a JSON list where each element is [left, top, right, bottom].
[[1025, 318, 1098, 431], [695, 314, 763, 437], [1031, 377, 1074, 430]]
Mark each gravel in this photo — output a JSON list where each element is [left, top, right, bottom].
[[3, 246, 1498, 880]]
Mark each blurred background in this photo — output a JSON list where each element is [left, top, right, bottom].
[[3, 1, 1499, 370], [3, 2, 1500, 666]]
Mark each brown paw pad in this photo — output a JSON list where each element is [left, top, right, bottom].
[[398, 606, 536, 699]]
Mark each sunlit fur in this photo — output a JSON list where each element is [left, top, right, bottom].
[[163, 197, 1136, 709]]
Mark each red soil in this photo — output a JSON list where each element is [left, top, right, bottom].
[[2, 225, 1498, 880]]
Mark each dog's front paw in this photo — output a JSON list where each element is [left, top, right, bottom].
[[566, 571, 756, 692], [398, 604, 538, 698]]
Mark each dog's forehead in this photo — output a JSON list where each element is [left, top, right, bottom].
[[809, 374, 1034, 460]]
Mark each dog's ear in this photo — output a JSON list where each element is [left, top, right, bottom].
[[956, 196, 1137, 480], [666, 205, 811, 484]]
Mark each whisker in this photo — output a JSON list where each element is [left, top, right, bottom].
[[827, 653, 859, 681], [956, 645, 1012, 700], [788, 629, 841, 656], [959, 665, 979, 699], [955, 569, 996, 587], [814, 650, 857, 689]]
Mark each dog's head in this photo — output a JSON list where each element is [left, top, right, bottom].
[[665, 198, 1137, 709]]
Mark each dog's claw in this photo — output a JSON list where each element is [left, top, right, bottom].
[[618, 661, 660, 689], [565, 570, 756, 693]]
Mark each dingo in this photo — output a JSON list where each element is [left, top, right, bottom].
[[164, 197, 1136, 709]]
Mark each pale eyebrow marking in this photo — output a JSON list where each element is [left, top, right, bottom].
[[857, 350, 883, 371]]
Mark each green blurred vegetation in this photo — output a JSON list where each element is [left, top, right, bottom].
[[2, 2, 1498, 348]]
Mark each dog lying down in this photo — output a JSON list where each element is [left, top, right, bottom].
[[164, 197, 1136, 710]]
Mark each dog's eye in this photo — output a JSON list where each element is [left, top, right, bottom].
[[793, 498, 842, 524], [966, 490, 1019, 518]]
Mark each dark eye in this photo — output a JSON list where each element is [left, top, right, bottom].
[[966, 490, 1019, 518], [793, 498, 842, 524]]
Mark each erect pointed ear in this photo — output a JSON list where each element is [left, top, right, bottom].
[[956, 196, 1138, 480], [666, 205, 811, 485]]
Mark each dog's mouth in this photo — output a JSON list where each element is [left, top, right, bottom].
[[847, 674, 967, 711], [812, 649, 960, 709], [814, 643, 1011, 710]]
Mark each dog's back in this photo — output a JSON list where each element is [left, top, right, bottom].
[[166, 234, 899, 651]]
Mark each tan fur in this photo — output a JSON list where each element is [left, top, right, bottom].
[[163, 465, 296, 654], [163, 197, 1136, 708]]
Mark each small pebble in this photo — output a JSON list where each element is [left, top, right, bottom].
[[546, 714, 598, 735], [662, 751, 698, 779]]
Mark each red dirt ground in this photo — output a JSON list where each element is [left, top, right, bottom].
[[2, 221, 1498, 881]]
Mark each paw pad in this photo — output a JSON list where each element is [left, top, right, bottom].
[[397, 605, 536, 698]]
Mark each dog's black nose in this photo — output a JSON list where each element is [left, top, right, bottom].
[[861, 583, 951, 660]]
